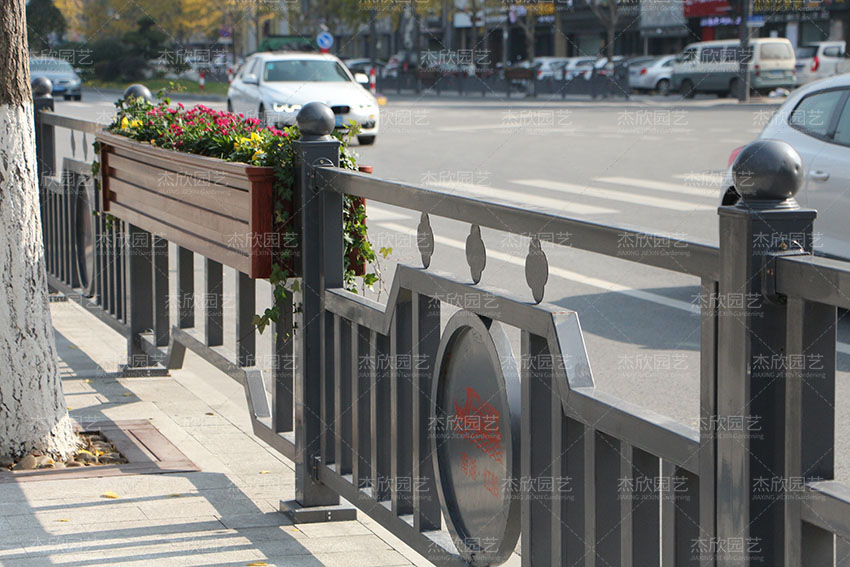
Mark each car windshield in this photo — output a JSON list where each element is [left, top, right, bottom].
[[263, 60, 351, 82], [30, 60, 74, 73], [760, 42, 793, 60]]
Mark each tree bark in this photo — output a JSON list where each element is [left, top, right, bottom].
[[0, 0, 76, 458]]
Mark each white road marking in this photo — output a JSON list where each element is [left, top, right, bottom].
[[672, 172, 726, 189], [596, 176, 721, 199], [511, 179, 715, 211], [429, 180, 617, 215], [375, 221, 850, 354]]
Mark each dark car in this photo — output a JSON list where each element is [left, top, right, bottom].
[[30, 57, 82, 101]]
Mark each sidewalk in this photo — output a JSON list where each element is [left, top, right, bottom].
[[0, 299, 436, 567]]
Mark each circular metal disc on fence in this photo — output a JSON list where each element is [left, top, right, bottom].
[[430, 311, 521, 566], [74, 176, 96, 297]]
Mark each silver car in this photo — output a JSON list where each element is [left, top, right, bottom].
[[30, 57, 82, 101], [629, 55, 676, 95], [723, 74, 850, 258]]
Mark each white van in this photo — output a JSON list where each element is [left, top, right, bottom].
[[671, 38, 796, 97]]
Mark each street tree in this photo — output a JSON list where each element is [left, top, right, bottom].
[[26, 0, 67, 53], [588, 0, 619, 60], [0, 0, 77, 458]]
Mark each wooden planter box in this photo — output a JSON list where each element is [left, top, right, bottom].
[[97, 131, 289, 279]]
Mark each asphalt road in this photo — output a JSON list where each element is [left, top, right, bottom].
[[55, 89, 850, 479]]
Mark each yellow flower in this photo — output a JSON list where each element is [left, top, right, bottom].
[[252, 149, 265, 162], [120, 117, 129, 130], [250, 131, 262, 143], [129, 119, 141, 129]]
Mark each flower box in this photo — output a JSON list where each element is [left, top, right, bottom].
[[97, 130, 290, 279]]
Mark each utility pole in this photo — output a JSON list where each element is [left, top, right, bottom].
[[370, 8, 377, 67], [738, 0, 752, 102]]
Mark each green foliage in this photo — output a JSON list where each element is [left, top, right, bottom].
[[102, 94, 382, 333], [27, 0, 67, 53]]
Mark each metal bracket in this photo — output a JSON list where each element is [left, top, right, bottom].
[[311, 455, 321, 482], [763, 245, 808, 305]]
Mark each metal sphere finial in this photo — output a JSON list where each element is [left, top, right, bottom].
[[297, 102, 335, 140], [122, 84, 153, 103], [31, 77, 53, 98], [732, 139, 803, 204]]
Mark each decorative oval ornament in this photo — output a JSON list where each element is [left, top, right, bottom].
[[465, 224, 486, 284], [525, 236, 548, 304], [431, 310, 521, 566], [417, 212, 434, 268]]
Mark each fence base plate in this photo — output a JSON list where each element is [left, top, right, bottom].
[[121, 365, 170, 378], [279, 499, 357, 524]]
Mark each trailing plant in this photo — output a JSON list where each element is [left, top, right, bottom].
[[101, 92, 379, 333]]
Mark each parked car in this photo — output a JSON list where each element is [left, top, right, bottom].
[[722, 74, 850, 259], [562, 56, 597, 80], [534, 57, 571, 80], [343, 58, 387, 79], [795, 41, 848, 85], [672, 38, 796, 98], [30, 57, 82, 101], [625, 55, 656, 86], [582, 56, 624, 78], [227, 52, 380, 145], [630, 55, 676, 94]]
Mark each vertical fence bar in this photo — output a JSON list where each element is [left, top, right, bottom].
[[715, 153, 815, 565], [204, 259, 223, 347], [629, 448, 661, 566], [272, 288, 294, 433], [236, 271, 255, 367], [124, 225, 153, 369], [114, 222, 125, 321], [560, 414, 586, 565], [596, 431, 623, 567], [321, 311, 335, 466], [662, 461, 701, 566], [700, 277, 719, 567], [785, 298, 836, 566], [521, 331, 553, 567], [333, 315, 353, 475], [104, 221, 114, 315], [176, 247, 194, 329], [152, 236, 169, 347], [391, 293, 413, 516], [293, 112, 341, 506], [412, 293, 441, 531], [371, 330, 392, 501], [352, 324, 372, 494]]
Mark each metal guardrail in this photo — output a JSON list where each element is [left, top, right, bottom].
[[34, 94, 850, 566]]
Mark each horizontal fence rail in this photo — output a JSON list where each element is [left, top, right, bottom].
[[33, 97, 850, 567]]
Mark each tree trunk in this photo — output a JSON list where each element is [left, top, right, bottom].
[[606, 23, 615, 60], [0, 0, 76, 458]]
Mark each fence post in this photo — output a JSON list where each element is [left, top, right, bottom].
[[714, 140, 813, 566], [32, 80, 55, 180], [292, 102, 342, 507]]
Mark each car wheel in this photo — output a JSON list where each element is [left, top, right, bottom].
[[722, 186, 740, 207], [680, 79, 695, 99], [358, 135, 376, 146], [657, 79, 670, 96], [63, 95, 71, 101], [73, 94, 81, 101]]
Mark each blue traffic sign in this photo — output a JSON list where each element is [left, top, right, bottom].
[[316, 32, 334, 50]]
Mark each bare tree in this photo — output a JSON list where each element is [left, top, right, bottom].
[[0, 0, 76, 458], [589, 0, 619, 60]]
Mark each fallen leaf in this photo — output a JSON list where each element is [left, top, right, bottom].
[[57, 519, 70, 522], [123, 393, 132, 397], [205, 412, 214, 416], [247, 563, 269, 566], [77, 449, 93, 455], [101, 491, 119, 499], [168, 493, 182, 498], [84, 379, 91, 383], [259, 470, 270, 475]]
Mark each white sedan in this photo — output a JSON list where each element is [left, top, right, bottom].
[[227, 52, 380, 145], [723, 74, 850, 258], [629, 55, 676, 95]]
